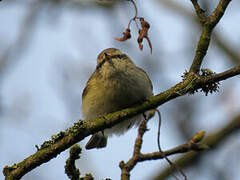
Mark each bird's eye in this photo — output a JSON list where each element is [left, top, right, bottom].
[[104, 53, 110, 59], [115, 54, 127, 60], [116, 55, 122, 59]]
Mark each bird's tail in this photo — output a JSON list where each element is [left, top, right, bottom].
[[85, 133, 107, 150]]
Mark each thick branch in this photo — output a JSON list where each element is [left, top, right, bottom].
[[189, 0, 232, 73], [159, 0, 240, 64], [208, 0, 232, 27], [3, 65, 240, 180]]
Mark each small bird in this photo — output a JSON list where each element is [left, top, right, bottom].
[[82, 48, 153, 149]]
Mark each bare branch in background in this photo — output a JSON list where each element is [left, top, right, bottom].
[[120, 113, 200, 180], [65, 145, 82, 180], [65, 145, 95, 180], [153, 114, 240, 180], [159, 0, 240, 64], [0, 0, 42, 80]]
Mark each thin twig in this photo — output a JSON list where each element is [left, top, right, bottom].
[[190, 0, 207, 24], [156, 110, 179, 180], [119, 110, 209, 180], [156, 110, 187, 180], [156, 109, 162, 152], [154, 113, 240, 180], [120, 118, 148, 180], [127, 0, 139, 29]]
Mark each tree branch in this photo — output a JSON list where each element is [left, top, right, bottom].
[[201, 65, 240, 83], [190, 0, 207, 24], [189, 0, 232, 73], [3, 65, 240, 180], [120, 120, 207, 180], [159, 0, 240, 64], [153, 113, 240, 180], [65, 145, 81, 180], [120, 119, 148, 180]]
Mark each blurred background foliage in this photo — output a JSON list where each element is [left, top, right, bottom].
[[0, 0, 240, 179]]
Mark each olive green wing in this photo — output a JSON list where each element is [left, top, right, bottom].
[[136, 66, 153, 92]]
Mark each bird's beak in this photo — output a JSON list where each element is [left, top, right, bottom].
[[104, 53, 116, 68]]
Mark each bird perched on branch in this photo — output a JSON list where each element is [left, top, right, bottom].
[[82, 48, 153, 149]]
